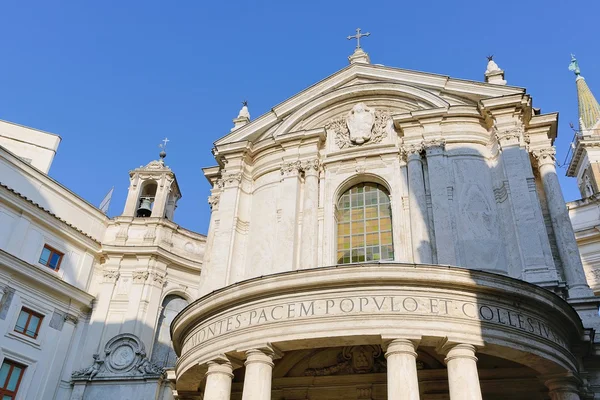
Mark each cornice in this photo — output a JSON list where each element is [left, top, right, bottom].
[[0, 146, 108, 222], [0, 183, 103, 247], [214, 63, 524, 147], [100, 245, 202, 271], [108, 216, 206, 243], [0, 249, 94, 309]]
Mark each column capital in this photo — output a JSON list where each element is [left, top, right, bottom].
[[280, 161, 303, 178], [244, 346, 282, 368], [206, 359, 234, 379], [441, 343, 479, 363], [301, 159, 321, 177], [208, 193, 221, 210], [216, 172, 243, 189], [423, 138, 446, 156], [402, 143, 424, 162], [383, 338, 419, 359], [494, 123, 524, 149], [544, 372, 582, 394], [102, 268, 120, 284], [532, 147, 557, 167]]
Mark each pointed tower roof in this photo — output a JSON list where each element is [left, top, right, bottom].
[[570, 55, 600, 132]]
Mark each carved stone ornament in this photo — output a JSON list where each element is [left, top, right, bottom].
[[208, 193, 221, 210], [102, 269, 120, 284], [72, 333, 164, 381], [532, 147, 557, 167], [132, 270, 149, 283], [401, 143, 424, 160], [280, 160, 303, 176], [216, 172, 243, 189], [143, 159, 170, 171], [327, 103, 393, 149], [494, 124, 524, 146], [304, 345, 386, 376]]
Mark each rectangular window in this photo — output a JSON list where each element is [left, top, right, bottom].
[[14, 308, 43, 339], [39, 245, 63, 271], [0, 360, 25, 399]]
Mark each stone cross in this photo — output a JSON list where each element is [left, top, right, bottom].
[[347, 28, 370, 49]]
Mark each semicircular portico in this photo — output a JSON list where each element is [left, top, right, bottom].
[[172, 264, 583, 397]]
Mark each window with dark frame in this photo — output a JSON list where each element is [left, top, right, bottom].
[[336, 183, 394, 264], [14, 307, 43, 339], [0, 359, 26, 400], [38, 244, 63, 271]]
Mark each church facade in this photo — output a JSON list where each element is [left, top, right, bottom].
[[2, 40, 600, 400]]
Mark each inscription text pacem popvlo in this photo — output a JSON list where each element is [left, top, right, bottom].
[[181, 295, 566, 353]]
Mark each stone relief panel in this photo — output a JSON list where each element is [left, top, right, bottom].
[[281, 346, 430, 378], [72, 333, 164, 381], [453, 158, 505, 272], [326, 103, 394, 149]]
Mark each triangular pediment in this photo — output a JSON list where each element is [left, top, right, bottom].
[[215, 63, 525, 146]]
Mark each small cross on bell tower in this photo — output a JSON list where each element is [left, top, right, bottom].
[[121, 138, 182, 220], [347, 28, 371, 65]]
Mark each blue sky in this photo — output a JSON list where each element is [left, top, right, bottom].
[[0, 1, 598, 234]]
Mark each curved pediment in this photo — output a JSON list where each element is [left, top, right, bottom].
[[269, 82, 449, 139], [214, 63, 524, 147]]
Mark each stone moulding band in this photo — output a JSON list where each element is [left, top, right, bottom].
[[172, 263, 582, 381]]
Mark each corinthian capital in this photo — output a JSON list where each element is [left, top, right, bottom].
[[216, 172, 243, 188], [280, 160, 303, 177], [301, 159, 321, 176], [208, 193, 220, 210], [423, 139, 446, 156], [401, 143, 423, 161], [532, 148, 556, 167], [494, 124, 524, 148]]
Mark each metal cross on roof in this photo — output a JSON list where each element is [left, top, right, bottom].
[[159, 137, 170, 150], [347, 28, 370, 49]]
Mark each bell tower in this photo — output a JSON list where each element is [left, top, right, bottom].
[[566, 55, 600, 198], [122, 139, 181, 220]]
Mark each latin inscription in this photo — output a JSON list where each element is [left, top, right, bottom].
[[181, 295, 566, 354]]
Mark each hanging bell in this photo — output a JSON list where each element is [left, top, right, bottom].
[[136, 197, 153, 217]]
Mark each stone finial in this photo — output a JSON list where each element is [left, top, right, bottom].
[[231, 101, 251, 132], [347, 28, 371, 65], [348, 47, 371, 65], [484, 55, 507, 85]]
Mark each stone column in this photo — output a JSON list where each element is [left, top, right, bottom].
[[300, 159, 320, 269], [198, 171, 243, 295], [405, 144, 433, 264], [496, 128, 550, 280], [534, 148, 592, 298], [277, 161, 303, 272], [241, 348, 275, 400], [444, 344, 482, 400], [204, 360, 234, 400], [385, 339, 420, 400], [545, 375, 581, 400], [423, 139, 457, 265]]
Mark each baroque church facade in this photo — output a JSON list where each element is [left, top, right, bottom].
[[2, 39, 600, 400]]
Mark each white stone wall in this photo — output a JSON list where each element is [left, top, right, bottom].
[[0, 147, 107, 242], [0, 119, 60, 174]]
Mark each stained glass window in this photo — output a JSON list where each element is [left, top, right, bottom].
[[336, 183, 394, 264]]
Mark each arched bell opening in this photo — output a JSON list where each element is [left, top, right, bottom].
[[136, 181, 157, 217]]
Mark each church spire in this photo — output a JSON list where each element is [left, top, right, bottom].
[[570, 55, 600, 132]]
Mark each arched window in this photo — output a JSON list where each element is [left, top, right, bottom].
[[151, 295, 188, 369], [336, 183, 393, 264]]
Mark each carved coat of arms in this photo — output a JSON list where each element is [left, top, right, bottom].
[[326, 102, 392, 149]]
